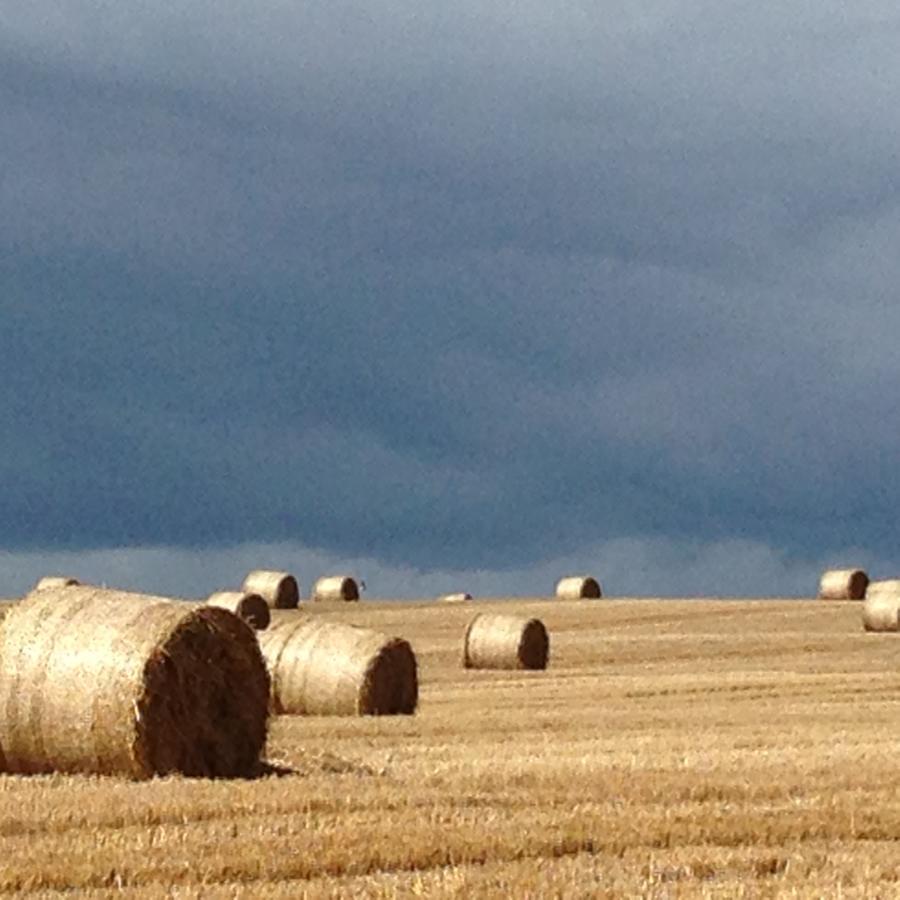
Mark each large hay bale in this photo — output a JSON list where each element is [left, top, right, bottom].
[[818, 568, 868, 600], [312, 575, 360, 603], [242, 570, 300, 609], [0, 586, 269, 778], [555, 576, 602, 600], [439, 592, 473, 603], [33, 576, 80, 591], [862, 594, 900, 632], [206, 591, 271, 630], [258, 618, 417, 715], [463, 613, 549, 670]]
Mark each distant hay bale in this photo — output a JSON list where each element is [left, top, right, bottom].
[[865, 579, 900, 599], [818, 568, 868, 600], [258, 618, 417, 715], [33, 576, 80, 591], [206, 591, 271, 630], [555, 576, 602, 600], [439, 592, 473, 603], [862, 594, 900, 632], [0, 586, 269, 778], [463, 613, 549, 670], [242, 570, 300, 609], [312, 575, 360, 603]]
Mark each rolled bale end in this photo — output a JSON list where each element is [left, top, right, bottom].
[[555, 576, 602, 600], [818, 568, 869, 600], [242, 570, 300, 609], [0, 586, 270, 778], [438, 592, 473, 603], [206, 591, 271, 630], [258, 618, 417, 716], [312, 575, 360, 603], [862, 594, 900, 632], [360, 637, 418, 716], [463, 613, 549, 670], [33, 576, 80, 591]]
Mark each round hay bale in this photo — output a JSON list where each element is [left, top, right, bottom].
[[865, 579, 900, 599], [242, 570, 300, 609], [818, 568, 868, 600], [258, 618, 417, 716], [206, 591, 271, 630], [862, 594, 900, 632], [312, 575, 360, 603], [0, 586, 269, 778], [463, 613, 549, 670], [438, 592, 473, 603], [555, 576, 602, 600], [33, 576, 80, 591]]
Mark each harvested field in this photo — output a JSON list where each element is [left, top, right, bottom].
[[0, 597, 899, 896]]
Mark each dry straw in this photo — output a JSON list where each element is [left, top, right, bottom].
[[818, 568, 868, 600], [33, 576, 80, 591], [865, 579, 900, 599], [258, 617, 417, 715], [242, 570, 300, 609], [312, 575, 360, 603], [439, 592, 473, 603], [463, 613, 549, 670], [555, 576, 602, 600], [862, 594, 900, 632], [0, 585, 270, 778], [206, 591, 271, 630]]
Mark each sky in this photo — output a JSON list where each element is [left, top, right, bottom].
[[2, 3, 899, 598]]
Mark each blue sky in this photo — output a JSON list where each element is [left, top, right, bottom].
[[2, 3, 898, 598]]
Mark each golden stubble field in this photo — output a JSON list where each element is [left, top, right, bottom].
[[1, 597, 898, 898]]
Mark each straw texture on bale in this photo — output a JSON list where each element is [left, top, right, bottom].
[[33, 576, 80, 591], [439, 592, 473, 603], [555, 576, 602, 600], [865, 579, 900, 599], [862, 594, 900, 632], [312, 575, 360, 603], [242, 570, 300, 609], [0, 586, 270, 778], [463, 613, 549, 670], [258, 618, 417, 716], [818, 568, 868, 600], [206, 591, 271, 630]]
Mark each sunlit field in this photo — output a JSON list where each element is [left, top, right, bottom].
[[1, 597, 897, 897]]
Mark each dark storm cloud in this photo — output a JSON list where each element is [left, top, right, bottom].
[[2, 3, 900, 588]]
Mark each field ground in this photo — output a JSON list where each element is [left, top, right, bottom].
[[1, 597, 899, 898]]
